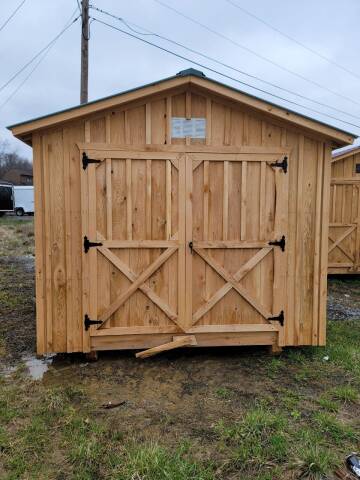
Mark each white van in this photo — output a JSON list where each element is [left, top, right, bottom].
[[14, 186, 34, 216]]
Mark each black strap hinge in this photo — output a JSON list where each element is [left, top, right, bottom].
[[268, 310, 284, 326], [269, 235, 285, 252], [84, 314, 103, 331], [82, 152, 101, 170], [270, 156, 288, 173], [84, 235, 103, 253]]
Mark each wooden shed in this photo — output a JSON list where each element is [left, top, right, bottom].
[[329, 146, 360, 274], [8, 68, 356, 356]]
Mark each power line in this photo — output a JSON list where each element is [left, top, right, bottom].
[[152, 0, 360, 107], [0, 0, 27, 34], [0, 9, 79, 111], [91, 17, 360, 131], [0, 14, 80, 95], [90, 5, 360, 122], [224, 0, 360, 81]]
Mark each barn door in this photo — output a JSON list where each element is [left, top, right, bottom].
[[329, 180, 360, 272], [185, 153, 289, 341], [81, 149, 186, 341]]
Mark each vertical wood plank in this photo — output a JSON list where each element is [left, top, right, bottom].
[[42, 137, 53, 351], [312, 142, 323, 344], [203, 160, 209, 240], [166, 159, 172, 239], [241, 161, 247, 240], [259, 162, 266, 240], [224, 108, 231, 146], [32, 134, 46, 354], [146, 160, 152, 239], [46, 131, 67, 352], [81, 120, 91, 352], [242, 113, 249, 145], [106, 159, 112, 240], [331, 185, 337, 222], [318, 144, 331, 345], [106, 115, 112, 240], [294, 135, 304, 345], [126, 158, 132, 240], [63, 127, 72, 352], [206, 98, 212, 146], [88, 163, 98, 334], [145, 104, 152, 238], [272, 164, 289, 347], [166, 96, 172, 145], [185, 91, 191, 145], [178, 154, 186, 328], [223, 160, 229, 240], [146, 103, 152, 144], [185, 154, 193, 328]]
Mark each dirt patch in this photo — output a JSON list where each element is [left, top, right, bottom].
[[327, 275, 360, 320]]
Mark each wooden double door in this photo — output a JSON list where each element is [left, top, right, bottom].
[[81, 147, 289, 347]]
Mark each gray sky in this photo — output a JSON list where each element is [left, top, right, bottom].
[[1, 0, 360, 160]]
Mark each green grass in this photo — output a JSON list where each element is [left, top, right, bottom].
[[0, 217, 34, 256], [0, 315, 359, 479]]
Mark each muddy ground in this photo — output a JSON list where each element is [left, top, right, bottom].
[[0, 215, 360, 479]]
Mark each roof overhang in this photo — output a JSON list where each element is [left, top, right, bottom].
[[332, 145, 360, 162], [8, 69, 357, 147]]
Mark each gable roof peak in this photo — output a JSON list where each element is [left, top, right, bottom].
[[176, 68, 206, 78]]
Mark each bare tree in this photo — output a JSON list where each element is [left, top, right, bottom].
[[0, 140, 32, 179]]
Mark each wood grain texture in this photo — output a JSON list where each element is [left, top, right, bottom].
[[30, 87, 338, 353], [329, 150, 360, 274]]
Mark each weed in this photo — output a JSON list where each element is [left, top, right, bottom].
[[330, 385, 358, 403], [294, 443, 337, 480], [313, 412, 357, 443], [215, 406, 288, 470], [215, 387, 232, 399], [111, 442, 214, 480]]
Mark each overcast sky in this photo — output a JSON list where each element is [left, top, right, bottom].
[[1, 0, 360, 160]]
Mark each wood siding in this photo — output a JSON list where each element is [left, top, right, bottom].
[[329, 151, 360, 273], [33, 86, 331, 353]]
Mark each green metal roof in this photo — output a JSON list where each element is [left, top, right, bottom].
[[7, 68, 358, 139]]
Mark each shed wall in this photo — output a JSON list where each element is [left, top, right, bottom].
[[32, 86, 330, 354], [329, 152, 360, 273]]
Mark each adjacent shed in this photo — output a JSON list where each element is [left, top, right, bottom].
[[8, 69, 356, 356], [329, 146, 360, 273]]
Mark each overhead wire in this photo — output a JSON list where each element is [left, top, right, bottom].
[[0, 0, 27, 34], [223, 0, 360, 81], [0, 14, 80, 95], [90, 16, 360, 131], [152, 0, 360, 107], [90, 5, 360, 122], [0, 8, 79, 111]]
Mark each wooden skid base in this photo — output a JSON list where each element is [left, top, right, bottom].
[[90, 331, 278, 351]]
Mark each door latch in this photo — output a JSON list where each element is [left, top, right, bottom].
[[82, 152, 101, 170], [84, 314, 103, 331], [268, 235, 285, 252], [189, 241, 193, 254], [268, 310, 284, 326], [83, 236, 103, 253], [270, 156, 288, 173]]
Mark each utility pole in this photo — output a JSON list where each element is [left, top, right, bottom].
[[80, 0, 89, 104]]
